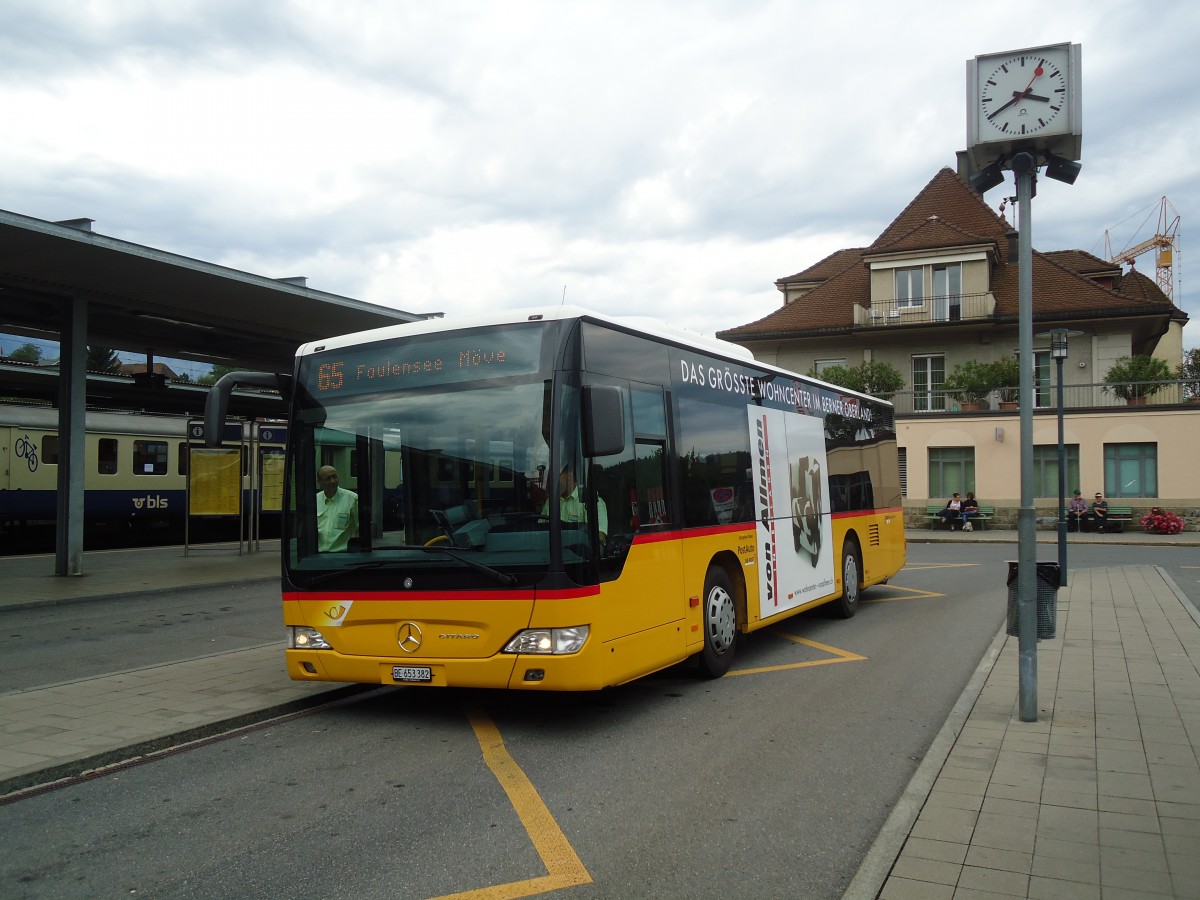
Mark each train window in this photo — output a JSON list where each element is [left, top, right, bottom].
[[42, 435, 59, 465], [178, 444, 189, 476], [133, 440, 169, 475], [98, 438, 118, 475]]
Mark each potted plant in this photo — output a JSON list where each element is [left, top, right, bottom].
[[1103, 355, 1173, 404], [943, 360, 997, 410], [1178, 347, 1200, 401], [990, 356, 1021, 408]]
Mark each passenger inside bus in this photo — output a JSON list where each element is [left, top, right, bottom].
[[316, 465, 359, 552]]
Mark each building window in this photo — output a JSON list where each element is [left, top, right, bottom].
[[912, 355, 946, 411], [814, 358, 846, 374], [1032, 444, 1080, 499], [1104, 443, 1157, 498], [932, 263, 962, 321], [898, 447, 907, 498], [1034, 350, 1052, 408], [98, 438, 118, 475], [896, 267, 924, 308], [133, 440, 169, 475], [929, 447, 974, 498]]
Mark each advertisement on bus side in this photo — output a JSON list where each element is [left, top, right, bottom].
[[748, 407, 834, 616]]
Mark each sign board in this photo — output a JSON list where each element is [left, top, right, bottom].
[[189, 448, 241, 516]]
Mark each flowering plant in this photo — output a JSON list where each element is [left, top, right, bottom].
[[1140, 507, 1185, 535]]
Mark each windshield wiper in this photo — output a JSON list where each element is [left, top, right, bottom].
[[400, 544, 519, 587], [304, 560, 389, 587], [303, 548, 518, 589]]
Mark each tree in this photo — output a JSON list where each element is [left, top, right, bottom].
[[199, 364, 243, 386], [8, 342, 42, 363], [86, 345, 123, 374], [1178, 347, 1200, 400]]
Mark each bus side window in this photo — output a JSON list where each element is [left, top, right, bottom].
[[631, 386, 669, 528]]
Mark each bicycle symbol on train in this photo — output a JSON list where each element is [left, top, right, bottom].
[[15, 433, 39, 472]]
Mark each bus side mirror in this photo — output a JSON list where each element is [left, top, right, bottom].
[[582, 385, 625, 457]]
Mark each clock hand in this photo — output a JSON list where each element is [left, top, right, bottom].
[[987, 93, 1022, 121], [1021, 92, 1050, 102], [1019, 62, 1046, 95]]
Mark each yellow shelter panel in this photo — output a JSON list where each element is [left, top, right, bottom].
[[189, 448, 240, 516]]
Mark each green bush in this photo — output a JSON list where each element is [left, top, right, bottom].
[[990, 357, 1021, 402], [812, 360, 904, 400], [943, 360, 997, 403], [1103, 355, 1173, 400]]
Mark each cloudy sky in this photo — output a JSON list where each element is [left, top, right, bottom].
[[2, 0, 1197, 374]]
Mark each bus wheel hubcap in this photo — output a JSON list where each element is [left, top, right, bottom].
[[706, 586, 736, 654]]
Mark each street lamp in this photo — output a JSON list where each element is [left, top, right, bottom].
[[1039, 328, 1082, 586]]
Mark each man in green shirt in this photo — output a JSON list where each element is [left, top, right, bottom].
[[317, 466, 359, 552]]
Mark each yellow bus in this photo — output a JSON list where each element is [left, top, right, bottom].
[[207, 307, 905, 689]]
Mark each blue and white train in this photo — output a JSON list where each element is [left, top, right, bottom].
[[0, 403, 285, 532]]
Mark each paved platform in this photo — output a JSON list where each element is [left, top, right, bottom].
[[0, 540, 281, 612], [3, 532, 1199, 899]]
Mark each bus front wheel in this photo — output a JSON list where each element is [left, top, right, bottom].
[[698, 566, 738, 678], [830, 540, 861, 619]]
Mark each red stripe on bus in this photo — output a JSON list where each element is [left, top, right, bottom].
[[285, 585, 601, 603]]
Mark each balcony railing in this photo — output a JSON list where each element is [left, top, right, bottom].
[[890, 379, 1200, 416], [854, 292, 996, 327]]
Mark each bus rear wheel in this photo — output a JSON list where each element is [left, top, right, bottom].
[[830, 539, 861, 619], [698, 566, 738, 678]]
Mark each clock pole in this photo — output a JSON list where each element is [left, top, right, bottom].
[[1011, 151, 1039, 723], [966, 43, 1082, 724]]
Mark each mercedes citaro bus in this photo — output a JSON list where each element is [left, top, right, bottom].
[[204, 307, 905, 690]]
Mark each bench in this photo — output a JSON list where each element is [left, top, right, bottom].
[[1086, 504, 1132, 533], [1065, 504, 1128, 532], [924, 504, 994, 531]]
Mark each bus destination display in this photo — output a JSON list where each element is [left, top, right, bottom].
[[305, 327, 544, 398]]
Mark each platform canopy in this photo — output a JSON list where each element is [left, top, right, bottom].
[[0, 208, 428, 415]]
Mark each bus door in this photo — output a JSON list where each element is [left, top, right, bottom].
[[591, 381, 683, 639]]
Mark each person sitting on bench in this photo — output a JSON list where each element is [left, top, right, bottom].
[[937, 493, 964, 531]]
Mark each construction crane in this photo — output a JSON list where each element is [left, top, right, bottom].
[[1104, 196, 1180, 300]]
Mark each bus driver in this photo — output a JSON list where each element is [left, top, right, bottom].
[[316, 465, 359, 552]]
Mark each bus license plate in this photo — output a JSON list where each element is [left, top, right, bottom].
[[392, 665, 432, 683]]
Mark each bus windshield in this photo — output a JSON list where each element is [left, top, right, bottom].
[[285, 321, 594, 588]]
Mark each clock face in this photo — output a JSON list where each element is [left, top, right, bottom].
[[979, 49, 1069, 138]]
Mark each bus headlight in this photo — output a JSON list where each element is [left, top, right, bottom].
[[503, 626, 589, 655], [288, 626, 332, 650]]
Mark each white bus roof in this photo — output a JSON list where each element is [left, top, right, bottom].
[[295, 306, 887, 408]]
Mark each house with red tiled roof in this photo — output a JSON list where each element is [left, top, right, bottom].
[[719, 166, 1197, 524]]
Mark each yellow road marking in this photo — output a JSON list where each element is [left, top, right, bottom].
[[902, 563, 980, 569], [863, 584, 946, 602], [430, 707, 592, 900], [729, 634, 866, 676]]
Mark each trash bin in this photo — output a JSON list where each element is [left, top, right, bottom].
[[1005, 561, 1060, 639]]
